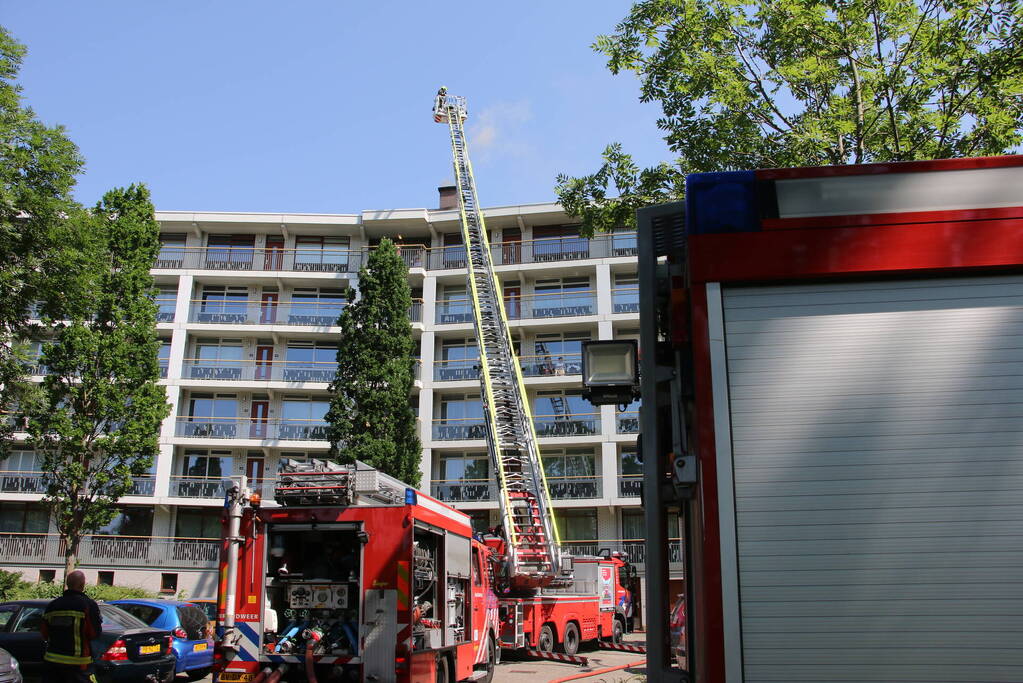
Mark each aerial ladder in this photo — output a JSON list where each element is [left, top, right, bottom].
[[433, 89, 565, 593]]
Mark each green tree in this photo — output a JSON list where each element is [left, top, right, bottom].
[[326, 239, 421, 486], [557, 0, 1023, 234], [25, 185, 170, 577], [0, 27, 92, 453]]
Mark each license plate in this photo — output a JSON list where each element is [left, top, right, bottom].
[[139, 644, 161, 655], [193, 643, 207, 652], [219, 673, 254, 682]]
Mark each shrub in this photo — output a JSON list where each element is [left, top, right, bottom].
[[0, 572, 157, 602]]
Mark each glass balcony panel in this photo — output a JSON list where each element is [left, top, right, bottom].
[[409, 300, 423, 322], [618, 475, 642, 498], [277, 420, 329, 441], [519, 354, 582, 377], [430, 479, 495, 502], [533, 414, 600, 437], [437, 299, 473, 324], [519, 292, 596, 319], [547, 476, 601, 500], [170, 476, 228, 499], [612, 288, 640, 314], [0, 471, 47, 493], [616, 411, 640, 434], [433, 359, 478, 382], [176, 418, 239, 439], [431, 417, 486, 441]]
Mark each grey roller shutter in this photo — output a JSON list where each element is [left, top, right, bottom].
[[721, 275, 1023, 683]]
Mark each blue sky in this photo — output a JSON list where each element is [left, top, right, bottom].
[[3, 2, 668, 214]]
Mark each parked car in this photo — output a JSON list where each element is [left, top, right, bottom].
[[108, 599, 212, 680], [0, 647, 22, 683], [0, 600, 174, 683]]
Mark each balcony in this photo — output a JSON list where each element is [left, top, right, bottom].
[[154, 247, 363, 273], [618, 474, 642, 498], [181, 359, 337, 383], [612, 287, 639, 314], [170, 475, 228, 499], [433, 359, 478, 382], [533, 413, 600, 437], [508, 292, 597, 320], [519, 353, 581, 378], [547, 476, 601, 500], [431, 417, 486, 441], [188, 300, 347, 327], [436, 299, 473, 325], [0, 472, 154, 496], [616, 411, 639, 434], [155, 298, 176, 322], [409, 299, 423, 322], [430, 479, 495, 503], [490, 232, 639, 266], [428, 246, 467, 270], [0, 533, 219, 569], [174, 417, 329, 441], [560, 539, 683, 565]]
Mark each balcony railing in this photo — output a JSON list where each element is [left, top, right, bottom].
[[181, 358, 338, 383], [533, 413, 600, 437], [155, 298, 176, 322], [618, 474, 642, 497], [175, 417, 329, 441], [612, 287, 639, 314], [154, 246, 363, 273], [430, 479, 496, 503], [409, 299, 423, 322], [188, 300, 347, 327], [547, 475, 601, 500], [436, 299, 473, 324], [0, 533, 220, 569], [0, 472, 154, 496], [431, 417, 486, 441], [616, 411, 640, 434], [428, 245, 467, 270], [560, 539, 683, 565], [519, 353, 582, 377], [433, 358, 478, 382], [490, 232, 639, 266], [170, 475, 229, 499], [507, 291, 597, 320]]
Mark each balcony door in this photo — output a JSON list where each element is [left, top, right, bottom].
[[249, 399, 269, 439], [245, 456, 265, 492], [264, 237, 285, 270], [259, 291, 278, 324], [503, 282, 521, 319], [254, 345, 274, 380]]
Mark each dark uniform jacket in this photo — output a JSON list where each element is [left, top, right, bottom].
[[41, 590, 103, 666]]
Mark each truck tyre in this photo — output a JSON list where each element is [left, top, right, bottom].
[[538, 624, 556, 652], [478, 636, 496, 683], [436, 654, 450, 683], [560, 622, 580, 656], [612, 618, 625, 645]]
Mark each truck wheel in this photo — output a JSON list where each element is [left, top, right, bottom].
[[612, 618, 625, 645], [537, 624, 556, 652], [478, 636, 496, 683], [436, 654, 450, 683], [560, 622, 580, 656]]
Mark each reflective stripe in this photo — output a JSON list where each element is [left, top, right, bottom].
[[44, 651, 92, 665], [44, 610, 87, 619]]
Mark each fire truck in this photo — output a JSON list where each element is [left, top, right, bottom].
[[212, 91, 637, 683]]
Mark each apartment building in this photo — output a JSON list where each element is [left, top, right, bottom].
[[0, 190, 682, 608]]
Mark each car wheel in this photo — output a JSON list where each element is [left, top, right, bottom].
[[186, 667, 212, 681], [537, 624, 555, 653], [436, 654, 450, 683], [560, 622, 580, 656], [477, 635, 496, 683]]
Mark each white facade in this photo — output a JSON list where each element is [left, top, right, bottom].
[[1, 198, 679, 598]]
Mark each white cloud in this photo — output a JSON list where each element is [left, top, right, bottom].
[[467, 100, 534, 162]]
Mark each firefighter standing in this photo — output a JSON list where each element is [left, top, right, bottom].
[[41, 570, 102, 683]]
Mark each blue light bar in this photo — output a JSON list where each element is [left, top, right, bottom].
[[685, 170, 760, 235], [405, 488, 417, 505]]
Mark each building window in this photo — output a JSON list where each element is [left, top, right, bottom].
[[469, 511, 491, 534], [438, 285, 471, 323], [184, 393, 238, 438], [434, 452, 491, 502], [97, 571, 114, 586], [529, 332, 589, 376], [156, 234, 186, 267], [532, 390, 598, 437], [556, 509, 598, 553], [284, 341, 337, 381], [613, 273, 640, 313], [175, 507, 223, 539], [434, 395, 485, 440], [0, 502, 48, 533], [436, 339, 478, 381], [532, 277, 593, 317], [279, 396, 329, 440], [155, 286, 177, 322], [205, 234, 254, 269], [160, 573, 178, 594], [619, 447, 642, 497], [288, 288, 346, 326], [190, 338, 244, 380], [294, 236, 351, 272], [531, 224, 588, 261], [38, 569, 56, 583], [543, 448, 598, 499], [158, 340, 171, 378], [97, 507, 154, 537]]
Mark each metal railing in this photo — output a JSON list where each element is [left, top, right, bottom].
[[533, 413, 600, 437], [0, 472, 154, 496], [155, 298, 176, 322], [431, 417, 486, 441], [169, 475, 229, 499], [154, 246, 363, 273], [438, 291, 598, 323], [612, 287, 640, 314], [429, 478, 496, 502], [175, 417, 329, 441], [618, 474, 642, 497], [0, 533, 220, 569], [560, 538, 683, 565], [409, 299, 423, 322], [188, 300, 346, 327], [433, 358, 478, 382], [547, 475, 601, 500], [616, 411, 640, 434], [181, 358, 337, 383], [519, 353, 582, 377]]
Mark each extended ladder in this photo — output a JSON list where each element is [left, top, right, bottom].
[[433, 91, 562, 592]]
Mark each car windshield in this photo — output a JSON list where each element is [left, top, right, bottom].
[[111, 602, 164, 626], [99, 604, 149, 629]]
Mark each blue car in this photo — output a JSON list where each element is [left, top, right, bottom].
[[109, 599, 212, 680]]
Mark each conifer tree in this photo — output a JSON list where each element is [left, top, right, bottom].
[[327, 239, 421, 486]]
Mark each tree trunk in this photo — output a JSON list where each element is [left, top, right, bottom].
[[63, 535, 81, 580]]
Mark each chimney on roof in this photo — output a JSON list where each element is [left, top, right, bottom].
[[438, 185, 458, 210]]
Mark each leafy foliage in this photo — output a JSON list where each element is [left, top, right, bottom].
[[557, 0, 1023, 234], [326, 239, 421, 486], [24, 185, 170, 575], [0, 570, 156, 601], [0, 27, 93, 454]]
